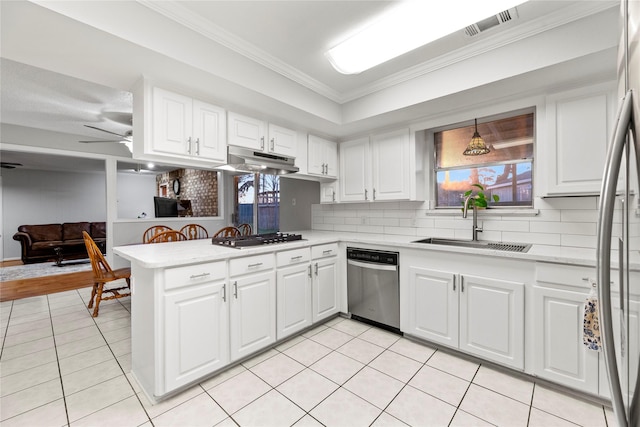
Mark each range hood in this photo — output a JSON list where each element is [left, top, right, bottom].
[[222, 145, 299, 175]]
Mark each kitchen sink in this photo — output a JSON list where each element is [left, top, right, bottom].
[[412, 238, 531, 253]]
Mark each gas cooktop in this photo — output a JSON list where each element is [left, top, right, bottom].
[[212, 232, 303, 248]]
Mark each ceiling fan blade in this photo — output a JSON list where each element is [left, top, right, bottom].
[[84, 124, 127, 138], [0, 162, 23, 169], [79, 140, 122, 143]]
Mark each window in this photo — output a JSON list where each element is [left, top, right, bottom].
[[233, 173, 280, 234], [434, 111, 534, 208]]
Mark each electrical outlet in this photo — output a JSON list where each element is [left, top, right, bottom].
[[292, 198, 296, 206]]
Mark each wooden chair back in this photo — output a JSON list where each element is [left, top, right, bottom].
[[237, 223, 252, 236], [143, 225, 172, 243], [82, 231, 131, 317], [213, 226, 241, 238], [180, 224, 209, 240], [148, 230, 188, 243]]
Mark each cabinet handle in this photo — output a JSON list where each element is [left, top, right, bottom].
[[195, 137, 200, 156], [322, 250, 333, 255], [461, 276, 465, 293], [233, 281, 238, 299], [270, 137, 275, 151], [364, 189, 368, 200], [189, 272, 210, 280], [332, 190, 335, 202], [308, 264, 312, 278], [260, 136, 264, 150], [314, 263, 318, 276], [290, 255, 303, 261], [373, 189, 376, 200], [247, 262, 263, 268], [222, 284, 226, 302], [453, 275, 456, 291], [187, 136, 192, 155]]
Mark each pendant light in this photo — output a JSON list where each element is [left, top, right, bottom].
[[463, 119, 490, 156]]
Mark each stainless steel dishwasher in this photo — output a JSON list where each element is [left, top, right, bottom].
[[347, 247, 400, 332]]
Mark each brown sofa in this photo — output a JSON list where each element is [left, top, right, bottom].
[[13, 222, 106, 265]]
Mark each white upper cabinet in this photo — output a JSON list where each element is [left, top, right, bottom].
[[228, 112, 297, 158], [339, 128, 419, 202], [308, 135, 338, 179], [541, 81, 618, 196], [371, 128, 411, 201], [339, 137, 371, 202], [150, 87, 226, 163]]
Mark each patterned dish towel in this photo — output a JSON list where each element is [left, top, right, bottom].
[[583, 281, 601, 351]]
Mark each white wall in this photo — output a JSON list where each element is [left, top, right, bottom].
[[3, 168, 107, 260], [117, 172, 156, 219]]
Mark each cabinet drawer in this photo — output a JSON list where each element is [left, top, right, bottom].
[[229, 254, 275, 277], [276, 247, 311, 267], [164, 261, 226, 291], [312, 243, 339, 259], [535, 263, 594, 289]]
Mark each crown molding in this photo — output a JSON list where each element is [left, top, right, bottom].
[[137, 0, 343, 103], [137, 0, 617, 106]]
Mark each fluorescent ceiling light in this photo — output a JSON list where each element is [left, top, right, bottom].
[[325, 0, 528, 74]]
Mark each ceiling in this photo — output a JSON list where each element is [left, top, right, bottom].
[[0, 0, 619, 172]]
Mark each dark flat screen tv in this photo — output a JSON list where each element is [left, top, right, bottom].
[[154, 196, 178, 218]]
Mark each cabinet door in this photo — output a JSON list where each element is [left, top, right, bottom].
[[406, 267, 458, 347], [324, 139, 338, 178], [459, 274, 524, 369], [230, 271, 276, 360], [534, 285, 599, 393], [371, 128, 410, 201], [277, 263, 312, 340], [339, 137, 370, 202], [543, 83, 617, 196], [308, 135, 338, 178], [320, 181, 338, 204], [193, 100, 226, 162], [152, 87, 192, 155], [164, 281, 229, 392], [268, 124, 297, 158], [312, 257, 339, 323], [228, 112, 265, 151]]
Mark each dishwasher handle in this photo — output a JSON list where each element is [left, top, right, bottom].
[[347, 259, 398, 272]]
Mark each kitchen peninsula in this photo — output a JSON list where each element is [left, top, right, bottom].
[[114, 230, 629, 403]]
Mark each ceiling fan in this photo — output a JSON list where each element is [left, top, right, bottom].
[[79, 125, 132, 143], [1, 162, 23, 169]]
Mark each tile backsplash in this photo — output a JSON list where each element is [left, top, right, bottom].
[[312, 196, 630, 249]]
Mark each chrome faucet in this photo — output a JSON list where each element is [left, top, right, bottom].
[[462, 195, 483, 241]]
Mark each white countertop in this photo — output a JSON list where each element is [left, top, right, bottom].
[[113, 230, 615, 269]]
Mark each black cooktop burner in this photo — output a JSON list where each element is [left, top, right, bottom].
[[212, 232, 303, 248]]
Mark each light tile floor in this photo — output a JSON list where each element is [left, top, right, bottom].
[[0, 288, 617, 427]]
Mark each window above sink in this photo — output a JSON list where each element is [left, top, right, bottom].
[[433, 110, 535, 208]]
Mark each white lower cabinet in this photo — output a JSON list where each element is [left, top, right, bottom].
[[229, 256, 276, 361], [311, 244, 340, 323], [406, 267, 458, 347], [459, 274, 524, 369], [533, 284, 599, 393], [276, 248, 312, 340], [159, 261, 228, 394], [164, 281, 228, 392], [533, 263, 602, 394], [406, 264, 524, 369]]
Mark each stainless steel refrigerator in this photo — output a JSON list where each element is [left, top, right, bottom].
[[597, 0, 640, 426]]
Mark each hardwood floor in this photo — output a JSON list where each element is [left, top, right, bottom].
[[1, 266, 94, 302]]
